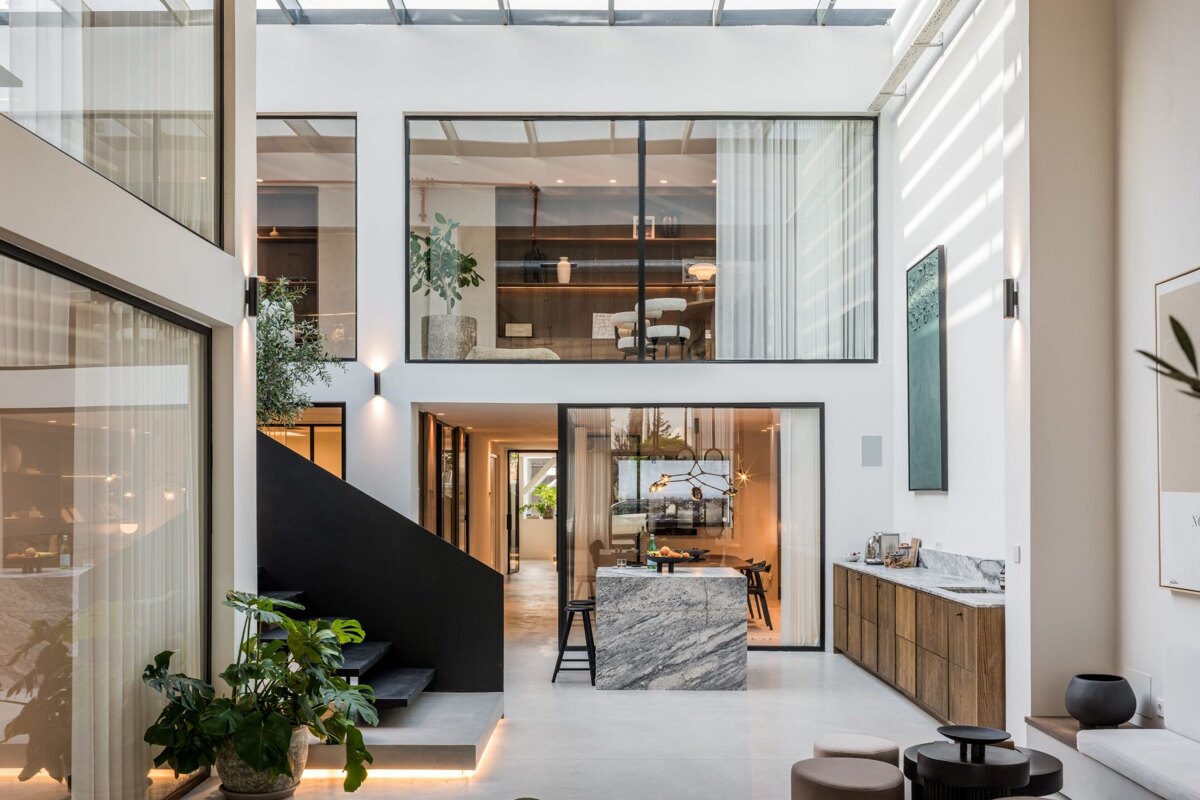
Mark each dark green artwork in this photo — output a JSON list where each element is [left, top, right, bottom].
[[907, 246, 948, 491]]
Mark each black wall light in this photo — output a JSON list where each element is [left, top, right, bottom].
[[373, 371, 382, 396], [1003, 277, 1019, 319], [245, 275, 261, 317]]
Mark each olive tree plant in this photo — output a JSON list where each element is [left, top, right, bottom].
[[256, 279, 345, 427]]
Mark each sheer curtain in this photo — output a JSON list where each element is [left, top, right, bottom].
[[568, 409, 611, 601], [715, 119, 875, 360], [779, 408, 822, 646], [0, 256, 71, 366]]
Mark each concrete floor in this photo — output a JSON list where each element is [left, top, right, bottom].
[[186, 560, 944, 799]]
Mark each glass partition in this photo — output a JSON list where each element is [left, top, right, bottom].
[[407, 117, 875, 362], [0, 3, 220, 241], [0, 249, 209, 798], [257, 117, 358, 359], [561, 405, 823, 648]]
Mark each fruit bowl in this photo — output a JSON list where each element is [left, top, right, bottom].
[[646, 554, 691, 573], [684, 548, 710, 561]]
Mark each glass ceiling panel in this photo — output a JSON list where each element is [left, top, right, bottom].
[[408, 120, 447, 140], [533, 120, 612, 143], [257, 118, 297, 137], [403, 0, 499, 8], [450, 120, 528, 143], [508, 0, 607, 9], [616, 0, 712, 8]]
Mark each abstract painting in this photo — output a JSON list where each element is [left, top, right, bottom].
[[907, 246, 948, 492]]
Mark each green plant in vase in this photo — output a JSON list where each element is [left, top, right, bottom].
[[1, 615, 72, 786], [142, 591, 377, 797], [520, 484, 557, 519], [409, 214, 484, 360]]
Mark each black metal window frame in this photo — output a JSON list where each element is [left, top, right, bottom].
[[258, 401, 347, 480], [555, 401, 826, 653], [403, 113, 879, 365]]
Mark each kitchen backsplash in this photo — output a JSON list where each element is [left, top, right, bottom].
[[917, 548, 1005, 591]]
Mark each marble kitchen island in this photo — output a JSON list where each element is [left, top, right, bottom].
[[594, 566, 747, 690]]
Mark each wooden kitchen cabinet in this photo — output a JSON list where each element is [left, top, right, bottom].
[[833, 565, 1005, 730]]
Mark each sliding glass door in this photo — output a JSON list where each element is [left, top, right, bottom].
[[559, 404, 823, 649], [406, 117, 876, 363], [0, 247, 209, 798]]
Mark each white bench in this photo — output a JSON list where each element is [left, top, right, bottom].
[[1071, 645, 1200, 800], [465, 346, 559, 361]]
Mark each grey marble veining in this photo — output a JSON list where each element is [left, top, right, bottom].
[[594, 567, 747, 690], [837, 560, 1006, 608], [917, 548, 1005, 591]]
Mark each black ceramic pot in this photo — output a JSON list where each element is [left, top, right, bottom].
[[1065, 674, 1137, 729]]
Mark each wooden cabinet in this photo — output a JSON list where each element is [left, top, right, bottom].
[[832, 565, 1005, 729]]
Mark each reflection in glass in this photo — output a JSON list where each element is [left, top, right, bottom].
[[0, 252, 208, 798], [563, 405, 821, 647], [257, 117, 358, 359], [259, 404, 344, 478], [0, 4, 220, 241]]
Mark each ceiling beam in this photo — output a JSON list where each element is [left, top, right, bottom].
[[711, 0, 725, 26], [0, 65, 22, 89], [523, 121, 540, 158], [158, 0, 190, 25], [386, 0, 408, 23], [440, 121, 462, 157], [609, 121, 617, 154], [275, 0, 304, 25], [868, 0, 958, 112], [816, 0, 836, 26], [608, 0, 615, 25], [679, 120, 694, 155], [498, 0, 512, 25]]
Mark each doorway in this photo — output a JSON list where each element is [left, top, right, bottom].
[[506, 450, 557, 575]]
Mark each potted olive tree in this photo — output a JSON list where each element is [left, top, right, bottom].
[[409, 214, 484, 360], [142, 592, 377, 798]]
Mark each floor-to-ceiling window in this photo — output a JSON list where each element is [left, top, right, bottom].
[[257, 116, 358, 360], [561, 404, 823, 648], [407, 116, 875, 362], [0, 3, 221, 242], [259, 403, 345, 478], [0, 247, 209, 798]]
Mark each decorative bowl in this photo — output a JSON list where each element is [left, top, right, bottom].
[[1065, 674, 1137, 729], [843, 552, 862, 562]]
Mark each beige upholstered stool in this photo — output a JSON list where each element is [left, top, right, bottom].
[[813, 733, 900, 766], [791, 758, 904, 800]]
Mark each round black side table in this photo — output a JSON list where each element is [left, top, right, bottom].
[[904, 744, 1064, 799]]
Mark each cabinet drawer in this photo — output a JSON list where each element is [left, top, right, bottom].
[[834, 566, 847, 609], [847, 612, 862, 660], [917, 646, 949, 718], [948, 603, 977, 671], [877, 580, 896, 634], [917, 593, 949, 657], [834, 605, 847, 652], [896, 636, 916, 695], [896, 586, 916, 641], [949, 664, 979, 726], [862, 620, 878, 671], [877, 624, 895, 683]]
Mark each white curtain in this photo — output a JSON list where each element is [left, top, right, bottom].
[[715, 119, 875, 360], [779, 408, 822, 646], [0, 255, 71, 366], [569, 409, 611, 600]]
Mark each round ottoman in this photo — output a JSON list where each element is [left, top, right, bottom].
[[813, 733, 900, 766], [791, 757, 904, 800]]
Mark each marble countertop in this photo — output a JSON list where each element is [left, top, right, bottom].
[[837, 560, 1005, 608], [596, 566, 743, 581]]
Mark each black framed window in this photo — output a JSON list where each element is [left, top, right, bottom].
[[406, 116, 876, 363], [259, 403, 346, 479], [417, 412, 470, 552], [257, 116, 358, 360], [0, 4, 222, 243]]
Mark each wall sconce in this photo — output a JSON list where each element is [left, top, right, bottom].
[[1003, 277, 1019, 319], [373, 371, 382, 396], [245, 275, 261, 317]]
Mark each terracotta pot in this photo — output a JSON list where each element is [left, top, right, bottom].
[[216, 726, 309, 798], [421, 315, 477, 360], [1065, 674, 1137, 729]]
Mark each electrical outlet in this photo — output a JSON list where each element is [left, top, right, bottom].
[[1156, 697, 1166, 717]]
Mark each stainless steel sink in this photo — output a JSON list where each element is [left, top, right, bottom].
[[938, 586, 999, 594]]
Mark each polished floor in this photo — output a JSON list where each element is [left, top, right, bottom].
[[181, 560, 945, 799]]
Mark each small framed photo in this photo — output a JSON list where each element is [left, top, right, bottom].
[[631, 215, 655, 240], [505, 323, 533, 338]]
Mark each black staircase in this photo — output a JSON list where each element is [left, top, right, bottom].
[[257, 432, 503, 694]]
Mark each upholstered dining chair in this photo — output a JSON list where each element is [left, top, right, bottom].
[[637, 298, 691, 360], [610, 310, 652, 360]]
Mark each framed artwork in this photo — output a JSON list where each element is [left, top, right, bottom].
[[906, 246, 948, 492], [1156, 266, 1200, 592]]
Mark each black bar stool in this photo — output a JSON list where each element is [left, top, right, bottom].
[[552, 599, 596, 685]]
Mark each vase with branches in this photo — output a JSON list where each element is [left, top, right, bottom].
[[409, 214, 485, 360]]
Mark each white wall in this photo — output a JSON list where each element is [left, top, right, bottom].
[[1115, 0, 1200, 714], [886, 0, 1008, 560], [257, 23, 898, 646]]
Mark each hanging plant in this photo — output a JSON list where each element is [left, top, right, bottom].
[[256, 279, 346, 427]]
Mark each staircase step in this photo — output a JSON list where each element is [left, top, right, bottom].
[[369, 667, 436, 709], [339, 641, 392, 678], [261, 589, 307, 606]]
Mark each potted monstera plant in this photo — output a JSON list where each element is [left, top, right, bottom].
[[410, 214, 484, 360], [143, 591, 377, 798]]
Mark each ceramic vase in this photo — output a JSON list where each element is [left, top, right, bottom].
[[1065, 674, 1137, 729]]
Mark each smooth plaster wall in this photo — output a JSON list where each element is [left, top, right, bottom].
[[1115, 0, 1200, 714], [887, 0, 1008, 560], [257, 23, 898, 645]]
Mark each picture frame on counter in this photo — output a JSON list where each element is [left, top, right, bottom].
[[505, 323, 533, 338]]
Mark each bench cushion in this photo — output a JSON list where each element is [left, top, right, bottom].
[[465, 346, 559, 361], [1077, 728, 1200, 800]]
